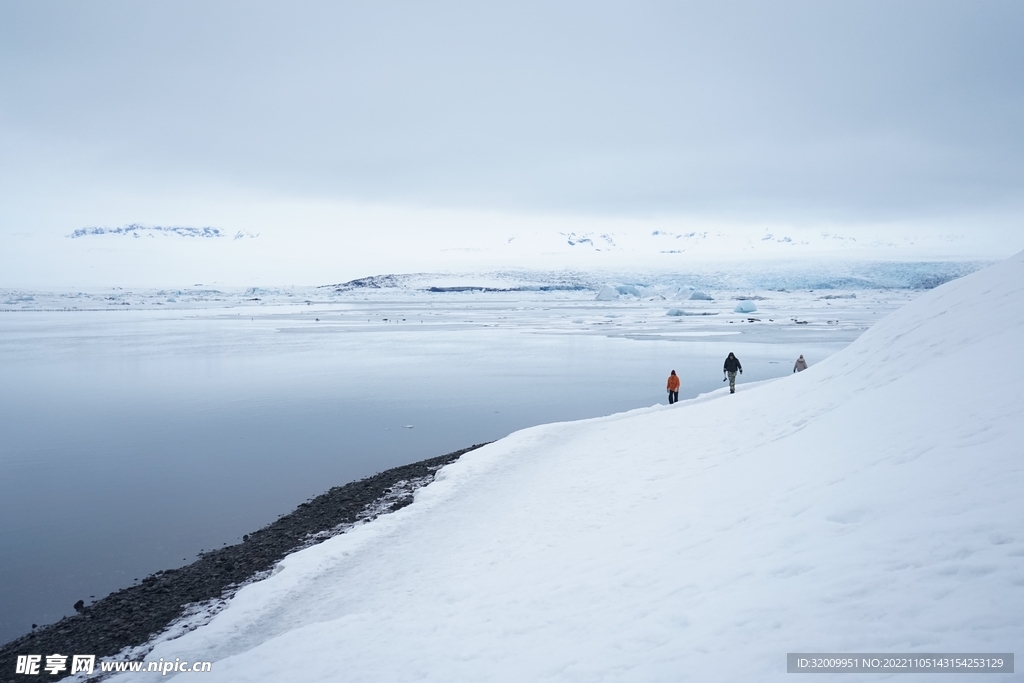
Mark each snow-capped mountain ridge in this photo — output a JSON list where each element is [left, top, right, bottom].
[[68, 224, 259, 240], [530, 226, 978, 256]]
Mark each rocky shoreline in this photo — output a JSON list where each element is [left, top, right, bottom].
[[0, 444, 487, 682]]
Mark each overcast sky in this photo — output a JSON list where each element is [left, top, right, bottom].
[[1, 1, 1022, 284]]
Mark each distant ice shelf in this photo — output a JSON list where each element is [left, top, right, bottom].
[[1, 262, 988, 313]]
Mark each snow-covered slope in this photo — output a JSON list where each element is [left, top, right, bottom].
[[116, 253, 1024, 682]]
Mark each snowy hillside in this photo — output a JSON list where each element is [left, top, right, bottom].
[[110, 252, 1023, 682]]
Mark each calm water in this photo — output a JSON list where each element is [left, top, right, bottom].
[[0, 304, 848, 644]]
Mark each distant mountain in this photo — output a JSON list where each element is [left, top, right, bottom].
[[68, 224, 259, 240]]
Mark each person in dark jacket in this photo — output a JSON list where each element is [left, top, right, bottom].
[[723, 352, 742, 393], [666, 370, 680, 404]]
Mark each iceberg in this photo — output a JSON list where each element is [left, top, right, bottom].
[[734, 300, 758, 313]]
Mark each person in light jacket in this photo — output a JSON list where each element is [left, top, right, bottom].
[[723, 352, 742, 394], [666, 370, 680, 404], [793, 355, 808, 373]]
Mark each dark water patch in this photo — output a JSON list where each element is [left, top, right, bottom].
[[0, 444, 485, 681]]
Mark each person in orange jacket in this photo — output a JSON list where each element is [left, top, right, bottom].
[[666, 370, 680, 404]]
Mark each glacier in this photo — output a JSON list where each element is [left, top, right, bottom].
[[0, 260, 989, 313], [100, 252, 1024, 681]]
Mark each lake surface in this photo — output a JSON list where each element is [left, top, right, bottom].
[[0, 288, 913, 644]]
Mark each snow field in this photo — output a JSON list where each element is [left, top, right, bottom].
[[108, 253, 1024, 682]]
